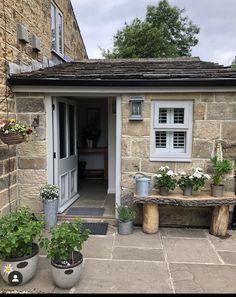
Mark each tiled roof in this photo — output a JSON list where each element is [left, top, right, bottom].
[[8, 57, 236, 86]]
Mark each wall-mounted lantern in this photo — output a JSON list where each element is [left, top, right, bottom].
[[129, 96, 144, 121]]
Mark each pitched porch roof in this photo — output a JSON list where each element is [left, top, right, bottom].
[[8, 57, 236, 87]]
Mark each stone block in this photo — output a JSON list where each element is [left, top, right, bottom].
[[141, 160, 176, 174], [20, 196, 43, 212], [131, 138, 149, 158], [207, 103, 236, 120], [0, 172, 16, 191], [18, 157, 46, 169], [18, 169, 47, 184], [4, 158, 16, 174], [215, 92, 236, 102], [17, 141, 46, 156], [0, 185, 17, 209], [16, 97, 45, 113], [122, 118, 150, 136], [222, 122, 236, 141], [121, 137, 132, 157], [192, 140, 214, 159], [121, 173, 136, 191], [193, 121, 220, 140], [0, 145, 16, 160], [201, 93, 215, 102], [193, 103, 206, 120], [121, 158, 140, 173]]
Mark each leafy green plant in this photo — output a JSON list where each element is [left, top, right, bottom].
[[39, 183, 59, 200], [40, 218, 90, 265], [0, 207, 44, 260], [116, 204, 137, 222], [177, 168, 211, 192], [154, 166, 177, 191], [210, 157, 233, 186]]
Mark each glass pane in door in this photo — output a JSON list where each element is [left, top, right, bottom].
[[59, 102, 66, 159], [69, 105, 75, 156]]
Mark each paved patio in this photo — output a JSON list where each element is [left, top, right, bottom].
[[1, 225, 236, 293]]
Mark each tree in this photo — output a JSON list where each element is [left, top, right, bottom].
[[101, 0, 200, 59]]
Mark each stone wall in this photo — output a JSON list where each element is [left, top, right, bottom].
[[0, 0, 87, 213], [121, 92, 236, 227]]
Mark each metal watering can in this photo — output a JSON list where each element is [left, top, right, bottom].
[[134, 172, 152, 197]]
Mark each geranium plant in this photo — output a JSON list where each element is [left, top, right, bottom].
[[177, 167, 211, 192], [154, 166, 177, 191], [0, 118, 34, 142], [39, 183, 59, 200]]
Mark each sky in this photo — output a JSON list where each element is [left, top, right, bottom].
[[71, 0, 236, 66]]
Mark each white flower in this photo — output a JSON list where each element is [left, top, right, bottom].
[[180, 171, 186, 176], [167, 170, 174, 176], [189, 175, 194, 180], [216, 143, 223, 161], [195, 167, 203, 172], [159, 166, 165, 171], [193, 171, 202, 179], [156, 174, 162, 178], [204, 174, 211, 180]]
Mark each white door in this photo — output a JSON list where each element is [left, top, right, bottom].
[[53, 97, 79, 213]]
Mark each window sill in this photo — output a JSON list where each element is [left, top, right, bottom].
[[150, 157, 192, 162]]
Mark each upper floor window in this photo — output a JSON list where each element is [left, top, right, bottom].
[[51, 2, 64, 56], [150, 100, 193, 162]]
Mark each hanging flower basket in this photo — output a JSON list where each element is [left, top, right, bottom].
[[0, 132, 24, 145]]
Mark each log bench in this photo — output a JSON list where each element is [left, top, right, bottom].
[[133, 190, 236, 237]]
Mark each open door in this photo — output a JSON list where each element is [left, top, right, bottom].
[[53, 97, 79, 213]]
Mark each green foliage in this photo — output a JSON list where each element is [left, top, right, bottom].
[[154, 166, 177, 191], [210, 156, 233, 186], [102, 0, 199, 58], [41, 218, 90, 265], [0, 207, 44, 260], [39, 183, 59, 200], [117, 204, 137, 222]]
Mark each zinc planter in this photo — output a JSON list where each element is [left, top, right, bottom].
[[211, 184, 224, 197], [118, 220, 134, 235], [51, 251, 83, 289], [0, 243, 39, 286], [159, 187, 170, 196], [43, 198, 59, 230], [183, 186, 193, 196]]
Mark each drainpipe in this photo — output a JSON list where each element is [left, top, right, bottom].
[[230, 173, 236, 230]]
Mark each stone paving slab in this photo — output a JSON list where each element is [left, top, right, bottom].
[[71, 259, 173, 293], [114, 227, 162, 249], [207, 230, 236, 251], [218, 251, 236, 264], [112, 246, 165, 261], [170, 263, 236, 293], [163, 237, 221, 264], [160, 227, 207, 238]]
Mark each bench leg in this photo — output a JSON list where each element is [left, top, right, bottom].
[[143, 204, 159, 234], [210, 205, 229, 237]]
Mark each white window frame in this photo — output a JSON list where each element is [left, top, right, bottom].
[[150, 100, 193, 162], [51, 1, 64, 57]]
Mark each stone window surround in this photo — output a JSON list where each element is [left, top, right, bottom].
[[51, 1, 64, 57], [150, 100, 193, 162]]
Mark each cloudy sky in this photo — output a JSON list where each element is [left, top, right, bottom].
[[71, 0, 236, 66]]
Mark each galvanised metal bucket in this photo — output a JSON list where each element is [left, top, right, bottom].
[[43, 198, 59, 230]]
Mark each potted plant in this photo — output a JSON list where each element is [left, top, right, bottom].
[[117, 203, 137, 235], [39, 183, 59, 230], [210, 143, 233, 197], [0, 207, 44, 286], [154, 166, 177, 196], [177, 168, 211, 196], [0, 118, 34, 145], [40, 218, 90, 289]]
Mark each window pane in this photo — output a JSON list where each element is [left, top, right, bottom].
[[155, 131, 167, 148], [69, 105, 75, 156], [59, 102, 66, 159], [58, 14, 63, 54], [174, 108, 184, 124], [159, 108, 167, 123], [51, 4, 56, 50], [173, 132, 185, 149]]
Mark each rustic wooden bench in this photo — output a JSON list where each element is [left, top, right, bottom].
[[133, 190, 236, 237]]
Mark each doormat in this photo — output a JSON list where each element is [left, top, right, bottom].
[[66, 207, 105, 216], [81, 222, 108, 235]]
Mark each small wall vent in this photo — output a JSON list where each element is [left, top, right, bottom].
[[17, 24, 29, 43]]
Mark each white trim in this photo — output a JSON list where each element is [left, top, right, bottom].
[[115, 96, 122, 217], [45, 95, 54, 184], [51, 1, 64, 56], [10, 85, 236, 94], [107, 188, 115, 194], [58, 194, 79, 213]]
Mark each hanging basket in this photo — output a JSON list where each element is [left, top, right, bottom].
[[0, 132, 24, 145]]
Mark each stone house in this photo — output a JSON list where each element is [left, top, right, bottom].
[[7, 58, 236, 227], [0, 0, 87, 214]]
